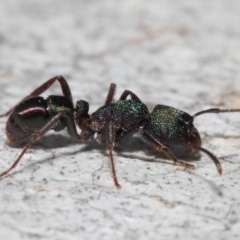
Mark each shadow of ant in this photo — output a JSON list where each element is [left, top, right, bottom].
[[5, 132, 201, 162], [3, 133, 225, 196], [5, 133, 79, 149]]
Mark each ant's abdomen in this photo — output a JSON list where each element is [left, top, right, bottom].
[[6, 97, 48, 142]]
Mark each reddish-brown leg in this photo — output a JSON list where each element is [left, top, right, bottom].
[[140, 130, 195, 170], [98, 118, 121, 188], [105, 83, 116, 105], [107, 120, 121, 188], [0, 76, 72, 117], [0, 111, 82, 178], [119, 90, 141, 101], [105, 83, 142, 105], [108, 145, 121, 189]]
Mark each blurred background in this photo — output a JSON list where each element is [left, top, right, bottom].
[[0, 1, 240, 239], [1, 0, 240, 108]]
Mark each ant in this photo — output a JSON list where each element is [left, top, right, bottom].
[[0, 76, 240, 188]]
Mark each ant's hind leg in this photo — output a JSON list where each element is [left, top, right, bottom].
[[0, 76, 72, 117], [0, 111, 81, 179]]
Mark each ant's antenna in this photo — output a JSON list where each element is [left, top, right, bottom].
[[192, 145, 222, 175], [193, 108, 240, 118]]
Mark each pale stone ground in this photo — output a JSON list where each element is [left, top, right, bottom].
[[0, 1, 240, 239]]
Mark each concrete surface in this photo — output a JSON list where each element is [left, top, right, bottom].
[[0, 0, 240, 239]]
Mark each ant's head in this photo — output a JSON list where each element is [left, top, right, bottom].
[[74, 100, 90, 130], [188, 107, 240, 175], [179, 107, 240, 175], [185, 126, 202, 151]]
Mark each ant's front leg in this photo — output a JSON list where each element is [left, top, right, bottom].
[[140, 130, 195, 170], [0, 76, 72, 117]]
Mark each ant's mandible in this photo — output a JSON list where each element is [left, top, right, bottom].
[[0, 76, 240, 188]]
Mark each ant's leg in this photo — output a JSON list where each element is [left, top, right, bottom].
[[0, 76, 72, 117], [119, 90, 141, 101], [193, 108, 240, 118], [0, 111, 82, 179], [100, 83, 120, 188], [105, 83, 116, 104], [108, 144, 121, 189], [140, 130, 195, 170], [107, 120, 121, 188], [99, 119, 121, 188], [105, 83, 141, 102]]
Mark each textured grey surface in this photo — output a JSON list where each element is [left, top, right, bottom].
[[0, 1, 240, 240]]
